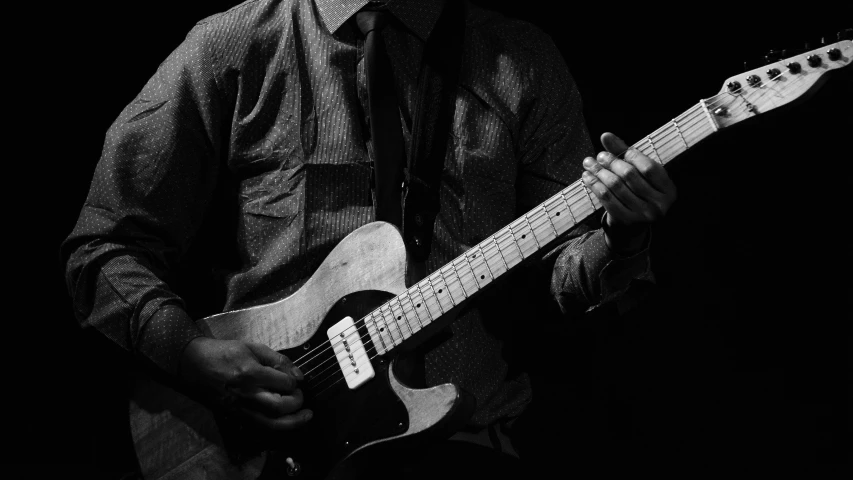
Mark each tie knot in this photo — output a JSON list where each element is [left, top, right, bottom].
[[356, 10, 390, 36]]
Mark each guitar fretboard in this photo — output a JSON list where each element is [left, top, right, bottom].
[[364, 101, 718, 353]]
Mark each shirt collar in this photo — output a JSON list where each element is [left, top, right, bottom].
[[314, 0, 446, 41]]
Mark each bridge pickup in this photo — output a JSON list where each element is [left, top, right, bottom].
[[326, 316, 375, 389]]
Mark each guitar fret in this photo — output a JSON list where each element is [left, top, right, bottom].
[[368, 312, 389, 353], [542, 205, 559, 237], [522, 215, 541, 249], [506, 224, 525, 260], [495, 230, 522, 268], [423, 276, 445, 316], [456, 255, 480, 293], [404, 289, 425, 330], [431, 272, 455, 310], [581, 183, 598, 211], [673, 119, 688, 149], [380, 305, 401, 346], [560, 190, 577, 223], [647, 136, 661, 164], [492, 236, 509, 271], [390, 300, 413, 337], [447, 263, 469, 299], [413, 283, 434, 323], [462, 254, 482, 290], [475, 243, 495, 283], [528, 207, 555, 244]]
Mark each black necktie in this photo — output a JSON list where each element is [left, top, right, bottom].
[[357, 10, 404, 229]]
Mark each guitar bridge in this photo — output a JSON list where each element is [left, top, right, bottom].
[[326, 316, 375, 389]]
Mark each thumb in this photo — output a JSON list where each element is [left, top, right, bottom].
[[600, 132, 630, 158]]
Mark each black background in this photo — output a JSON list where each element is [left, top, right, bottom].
[[7, 1, 851, 477]]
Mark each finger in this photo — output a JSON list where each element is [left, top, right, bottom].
[[245, 364, 300, 393], [584, 157, 645, 214], [622, 148, 676, 196], [600, 132, 630, 158], [240, 407, 314, 432], [606, 156, 667, 211], [582, 170, 639, 225], [246, 342, 303, 379], [239, 387, 304, 417]]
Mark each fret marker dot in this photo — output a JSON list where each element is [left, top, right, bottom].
[[480, 275, 485, 279], [438, 289, 442, 293], [522, 235, 526, 239], [380, 327, 384, 332], [417, 303, 421, 308], [397, 316, 401, 320], [556, 212, 560, 216]]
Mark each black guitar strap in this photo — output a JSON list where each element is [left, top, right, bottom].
[[389, 0, 468, 396], [401, 0, 466, 273]]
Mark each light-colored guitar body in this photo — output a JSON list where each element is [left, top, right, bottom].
[[130, 222, 469, 479]]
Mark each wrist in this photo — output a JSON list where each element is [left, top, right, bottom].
[[602, 213, 650, 256]]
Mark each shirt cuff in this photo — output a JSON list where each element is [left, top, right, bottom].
[[551, 225, 654, 316], [138, 304, 206, 376], [595, 227, 655, 313]]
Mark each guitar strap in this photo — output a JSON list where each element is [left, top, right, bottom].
[[386, 0, 467, 396], [400, 0, 466, 280]]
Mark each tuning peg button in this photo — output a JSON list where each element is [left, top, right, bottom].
[[807, 54, 822, 67], [746, 75, 761, 87], [787, 62, 802, 73], [827, 48, 841, 61], [727, 81, 741, 92]]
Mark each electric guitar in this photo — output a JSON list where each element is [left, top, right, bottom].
[[129, 40, 852, 479]]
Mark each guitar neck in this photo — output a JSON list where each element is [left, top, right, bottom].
[[364, 101, 717, 354], [365, 38, 853, 353]]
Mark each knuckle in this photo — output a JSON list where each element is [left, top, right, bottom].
[[233, 363, 253, 380], [636, 161, 654, 176], [619, 163, 641, 184], [626, 148, 646, 162]]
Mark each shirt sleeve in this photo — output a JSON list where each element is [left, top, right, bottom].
[[60, 22, 225, 376], [512, 30, 654, 317]]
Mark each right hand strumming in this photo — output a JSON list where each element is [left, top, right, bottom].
[[179, 337, 313, 431]]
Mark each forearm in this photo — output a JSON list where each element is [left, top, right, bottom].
[[64, 242, 204, 375], [547, 215, 653, 316]]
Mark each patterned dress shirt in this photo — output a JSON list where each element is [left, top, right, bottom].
[[62, 0, 651, 427]]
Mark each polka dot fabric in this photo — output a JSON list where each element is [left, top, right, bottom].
[[62, 0, 652, 427]]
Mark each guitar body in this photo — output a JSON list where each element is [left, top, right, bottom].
[[130, 222, 471, 479]]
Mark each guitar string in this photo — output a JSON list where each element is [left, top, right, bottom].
[[291, 51, 824, 381], [296, 118, 718, 379], [305, 119, 732, 392], [296, 116, 722, 380]]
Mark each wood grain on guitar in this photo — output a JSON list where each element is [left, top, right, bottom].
[[129, 40, 851, 479]]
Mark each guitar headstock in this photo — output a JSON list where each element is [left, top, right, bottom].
[[705, 40, 851, 129]]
